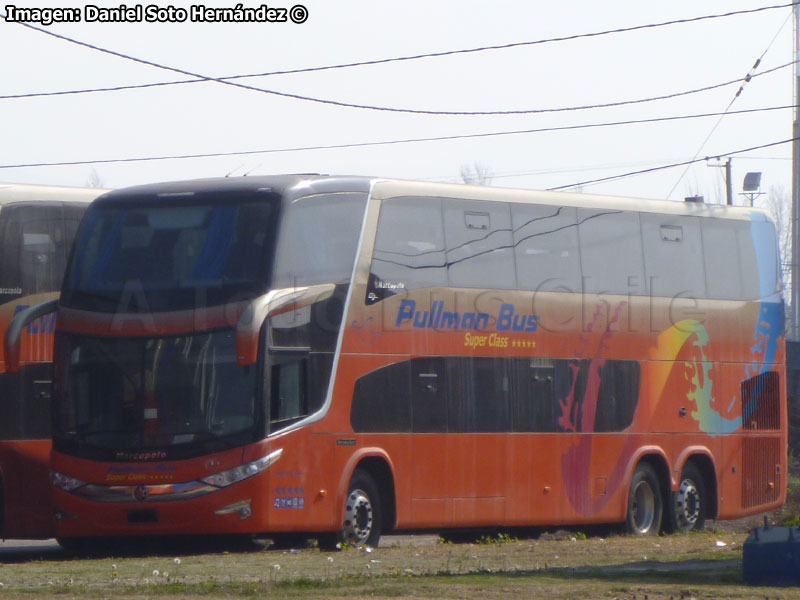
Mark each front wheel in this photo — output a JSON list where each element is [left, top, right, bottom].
[[326, 469, 382, 549], [625, 463, 663, 536], [667, 463, 706, 533]]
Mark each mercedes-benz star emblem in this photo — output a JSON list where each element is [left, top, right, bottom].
[[133, 485, 148, 502]]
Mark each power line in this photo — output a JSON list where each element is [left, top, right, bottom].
[[426, 158, 692, 183], [2, 3, 792, 79], [548, 138, 797, 191], [1, 60, 792, 118], [2, 4, 795, 115], [0, 104, 790, 170], [666, 8, 793, 198]]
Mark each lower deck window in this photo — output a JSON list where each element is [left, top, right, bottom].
[[351, 357, 640, 434]]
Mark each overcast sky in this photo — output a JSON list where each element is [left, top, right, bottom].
[[0, 1, 794, 205]]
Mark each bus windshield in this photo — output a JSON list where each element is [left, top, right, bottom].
[[61, 197, 279, 313], [53, 329, 260, 460]]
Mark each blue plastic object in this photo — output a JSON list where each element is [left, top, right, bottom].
[[742, 520, 800, 585]]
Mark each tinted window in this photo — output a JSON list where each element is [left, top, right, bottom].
[[0, 203, 86, 301], [350, 356, 640, 434], [641, 214, 706, 299], [593, 360, 640, 432], [448, 357, 509, 432], [268, 350, 332, 435], [270, 354, 308, 428], [513, 204, 581, 293], [273, 192, 367, 287], [0, 365, 53, 440], [53, 330, 259, 459], [63, 197, 277, 312], [370, 197, 446, 302], [269, 284, 349, 352], [578, 209, 645, 295], [702, 219, 745, 300], [701, 218, 775, 301], [443, 199, 515, 289], [510, 358, 574, 432], [351, 360, 410, 432], [411, 358, 448, 432]]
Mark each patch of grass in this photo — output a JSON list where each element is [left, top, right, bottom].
[[784, 512, 800, 527], [275, 576, 335, 590], [0, 530, 767, 598], [476, 533, 518, 545]]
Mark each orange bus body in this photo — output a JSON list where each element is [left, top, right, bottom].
[[32, 176, 784, 543], [0, 184, 104, 538]]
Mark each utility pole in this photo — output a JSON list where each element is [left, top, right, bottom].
[[707, 157, 733, 205], [725, 158, 732, 206], [793, 3, 800, 340]]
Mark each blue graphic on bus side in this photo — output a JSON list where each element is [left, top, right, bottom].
[[12, 305, 57, 334]]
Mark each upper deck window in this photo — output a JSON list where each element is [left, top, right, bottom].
[[62, 195, 279, 313], [272, 192, 368, 288], [0, 203, 86, 302]]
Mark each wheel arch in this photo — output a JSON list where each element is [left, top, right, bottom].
[[336, 448, 397, 532], [674, 448, 718, 520], [625, 447, 671, 501]]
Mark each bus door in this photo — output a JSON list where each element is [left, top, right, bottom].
[[265, 302, 335, 532]]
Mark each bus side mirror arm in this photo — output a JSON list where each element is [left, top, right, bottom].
[[5, 298, 59, 374], [235, 283, 335, 365]]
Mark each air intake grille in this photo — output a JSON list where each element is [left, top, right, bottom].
[[741, 437, 780, 509], [742, 371, 781, 431]]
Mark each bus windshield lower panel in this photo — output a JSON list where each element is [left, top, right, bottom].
[[52, 330, 261, 461]]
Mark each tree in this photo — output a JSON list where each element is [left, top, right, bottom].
[[460, 162, 493, 186], [759, 185, 792, 334], [86, 168, 104, 188]]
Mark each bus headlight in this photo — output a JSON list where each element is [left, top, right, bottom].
[[200, 449, 283, 488], [51, 471, 86, 492]]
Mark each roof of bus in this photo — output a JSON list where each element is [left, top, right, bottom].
[[90, 174, 773, 223], [0, 183, 109, 206]]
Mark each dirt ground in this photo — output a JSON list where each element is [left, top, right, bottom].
[[0, 529, 781, 599]]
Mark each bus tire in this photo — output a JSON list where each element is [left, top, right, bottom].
[[339, 469, 382, 548], [667, 462, 706, 533], [625, 463, 662, 536]]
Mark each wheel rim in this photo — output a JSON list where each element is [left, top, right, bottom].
[[674, 478, 700, 529], [342, 488, 373, 546], [631, 479, 655, 534]]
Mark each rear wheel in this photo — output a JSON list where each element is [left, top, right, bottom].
[[625, 463, 663, 535], [668, 462, 706, 533]]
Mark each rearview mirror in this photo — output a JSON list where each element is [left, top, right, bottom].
[[235, 283, 334, 365]]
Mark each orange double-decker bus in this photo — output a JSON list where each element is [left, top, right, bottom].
[[7, 175, 785, 547], [0, 182, 105, 539]]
